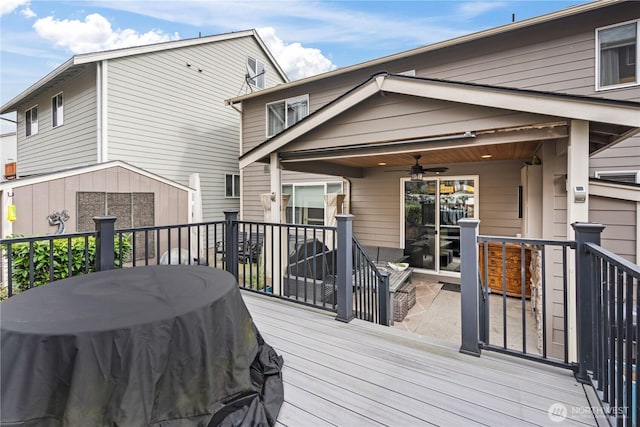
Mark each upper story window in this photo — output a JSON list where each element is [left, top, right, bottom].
[[25, 105, 38, 137], [597, 21, 638, 90], [225, 173, 240, 198], [52, 92, 64, 127], [247, 57, 265, 89], [267, 95, 309, 137]]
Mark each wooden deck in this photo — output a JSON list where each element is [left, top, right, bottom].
[[242, 291, 602, 426]]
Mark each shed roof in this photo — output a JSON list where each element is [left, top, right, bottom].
[[0, 160, 193, 192]]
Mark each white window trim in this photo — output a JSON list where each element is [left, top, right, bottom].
[[225, 173, 240, 198], [595, 19, 639, 91], [25, 104, 38, 137], [52, 92, 64, 128], [265, 94, 309, 138], [595, 170, 640, 184], [247, 56, 265, 89], [282, 181, 343, 225]]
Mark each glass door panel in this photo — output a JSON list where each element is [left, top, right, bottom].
[[439, 179, 475, 272], [404, 180, 437, 270]]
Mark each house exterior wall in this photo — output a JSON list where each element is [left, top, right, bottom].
[[240, 3, 639, 242], [240, 3, 637, 155], [106, 36, 286, 222], [8, 166, 188, 236], [590, 196, 637, 263], [15, 66, 98, 176]]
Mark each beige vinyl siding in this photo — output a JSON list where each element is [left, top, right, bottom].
[[242, 163, 270, 221], [241, 3, 637, 154], [349, 160, 522, 248], [107, 36, 285, 221], [10, 166, 188, 236], [590, 137, 640, 178], [289, 94, 557, 151], [590, 196, 637, 263], [16, 67, 98, 176]]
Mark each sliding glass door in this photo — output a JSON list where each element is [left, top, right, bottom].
[[403, 177, 477, 274]]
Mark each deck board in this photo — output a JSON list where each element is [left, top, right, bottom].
[[242, 292, 598, 426]]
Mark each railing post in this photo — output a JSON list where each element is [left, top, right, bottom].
[[93, 216, 116, 272], [459, 218, 481, 357], [572, 222, 605, 383], [378, 271, 390, 326], [335, 214, 354, 323], [224, 210, 239, 279]]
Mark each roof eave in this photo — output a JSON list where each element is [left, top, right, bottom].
[[1, 57, 76, 113]]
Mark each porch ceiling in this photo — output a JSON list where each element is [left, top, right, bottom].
[[277, 119, 636, 178]]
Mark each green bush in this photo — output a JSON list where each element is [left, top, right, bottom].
[[4, 235, 132, 294]]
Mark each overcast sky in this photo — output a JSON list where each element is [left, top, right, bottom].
[[1, 0, 587, 133]]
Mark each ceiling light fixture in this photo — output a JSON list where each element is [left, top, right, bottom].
[[481, 154, 492, 159], [424, 167, 449, 174], [378, 162, 387, 166], [410, 155, 424, 181]]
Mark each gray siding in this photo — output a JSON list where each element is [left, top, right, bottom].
[[107, 36, 286, 221], [16, 66, 98, 175], [590, 196, 637, 263]]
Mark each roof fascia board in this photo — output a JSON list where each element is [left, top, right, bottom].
[[1, 57, 75, 113], [590, 180, 640, 202], [381, 78, 640, 127], [2, 30, 264, 113], [239, 79, 380, 169], [227, 0, 622, 104], [0, 161, 193, 192], [74, 30, 254, 65], [251, 30, 289, 83]]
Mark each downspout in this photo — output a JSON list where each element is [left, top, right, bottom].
[[228, 101, 243, 219], [96, 60, 108, 163]]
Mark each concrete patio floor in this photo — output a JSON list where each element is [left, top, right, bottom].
[[393, 273, 540, 355]]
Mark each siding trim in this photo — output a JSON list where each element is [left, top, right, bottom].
[[590, 180, 640, 202]]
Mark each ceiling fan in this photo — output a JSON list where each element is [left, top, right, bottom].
[[385, 154, 448, 179]]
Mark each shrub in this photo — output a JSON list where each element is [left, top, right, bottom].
[[4, 234, 132, 295]]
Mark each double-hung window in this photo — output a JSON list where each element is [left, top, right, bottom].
[[52, 92, 64, 127], [25, 105, 38, 137], [247, 57, 265, 89], [225, 174, 240, 198], [266, 95, 309, 137], [597, 20, 638, 89]]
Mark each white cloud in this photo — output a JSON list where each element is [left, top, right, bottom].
[[33, 13, 180, 54], [258, 27, 336, 80], [21, 6, 36, 18], [0, 0, 29, 16]]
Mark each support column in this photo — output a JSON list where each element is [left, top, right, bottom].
[[572, 222, 605, 383], [566, 119, 590, 363], [335, 214, 354, 323], [270, 153, 281, 223], [93, 216, 116, 271], [459, 218, 481, 357]]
